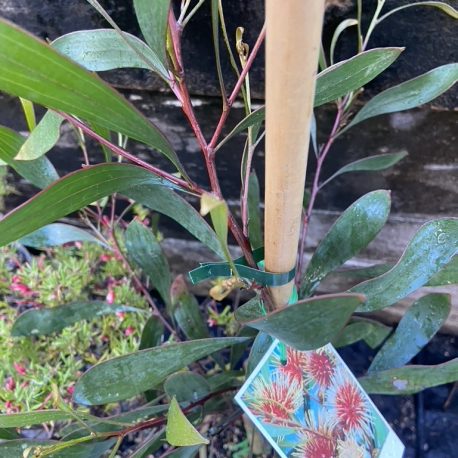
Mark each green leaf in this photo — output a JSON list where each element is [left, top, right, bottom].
[[139, 316, 164, 350], [129, 430, 166, 458], [168, 446, 201, 458], [52, 29, 168, 78], [301, 190, 391, 297], [247, 172, 263, 250], [164, 372, 211, 403], [246, 332, 273, 376], [234, 296, 266, 323], [314, 47, 403, 107], [216, 48, 403, 144], [200, 193, 233, 266], [360, 359, 458, 395], [0, 439, 116, 458], [19, 223, 104, 248], [351, 218, 458, 312], [125, 185, 225, 259], [0, 125, 58, 188], [320, 151, 408, 189], [0, 428, 19, 440], [125, 220, 172, 307], [15, 111, 63, 161], [216, 107, 265, 151], [0, 163, 168, 248], [11, 301, 143, 337], [170, 276, 210, 340], [133, 0, 170, 70], [0, 19, 183, 174], [73, 337, 247, 405], [0, 410, 72, 428], [19, 98, 36, 131], [244, 293, 364, 351], [427, 255, 458, 286], [347, 64, 458, 129], [333, 319, 392, 349], [330, 19, 358, 65], [369, 294, 450, 373], [166, 397, 209, 447], [378, 2, 458, 23]]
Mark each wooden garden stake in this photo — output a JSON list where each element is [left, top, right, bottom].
[[264, 0, 326, 307]]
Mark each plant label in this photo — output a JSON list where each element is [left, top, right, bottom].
[[235, 340, 404, 457]]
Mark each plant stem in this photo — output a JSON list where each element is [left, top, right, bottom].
[[208, 24, 266, 151], [110, 229, 178, 338], [296, 103, 344, 284], [58, 112, 195, 192], [168, 12, 264, 266]]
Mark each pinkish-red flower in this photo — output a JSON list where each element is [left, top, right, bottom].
[[13, 363, 27, 376], [278, 347, 307, 384], [106, 289, 115, 304], [305, 351, 335, 388], [294, 435, 336, 458], [124, 326, 135, 337], [333, 380, 370, 434], [4, 377, 15, 391]]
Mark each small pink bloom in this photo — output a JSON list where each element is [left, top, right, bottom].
[[10, 283, 34, 297], [4, 377, 15, 391], [14, 363, 27, 376], [207, 318, 217, 327], [99, 254, 111, 262], [67, 385, 75, 396], [116, 311, 126, 321], [106, 289, 115, 304], [74, 241, 83, 249], [11, 275, 21, 283], [124, 326, 135, 337]]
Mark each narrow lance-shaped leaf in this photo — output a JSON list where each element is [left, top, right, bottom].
[[125, 184, 225, 259], [139, 316, 164, 350], [360, 359, 458, 395], [351, 218, 458, 312], [333, 319, 392, 349], [427, 255, 458, 286], [0, 410, 73, 428], [52, 29, 167, 77], [247, 172, 263, 250], [346, 64, 458, 130], [19, 98, 36, 130], [11, 301, 144, 337], [125, 220, 172, 308], [244, 293, 365, 351], [301, 190, 391, 297], [319, 151, 408, 189], [0, 19, 184, 175], [0, 125, 58, 188], [73, 337, 248, 405], [15, 111, 64, 160], [200, 193, 233, 267], [0, 163, 169, 248], [0, 439, 116, 458], [133, 0, 170, 70], [170, 276, 210, 340], [314, 47, 403, 106], [368, 294, 451, 373], [216, 48, 404, 146], [330, 19, 358, 65], [377, 2, 458, 23], [166, 397, 209, 447], [164, 372, 211, 403], [19, 223, 104, 248]]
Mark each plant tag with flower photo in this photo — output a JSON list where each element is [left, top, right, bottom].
[[235, 340, 404, 458]]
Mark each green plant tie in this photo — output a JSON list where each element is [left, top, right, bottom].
[[188, 247, 296, 286]]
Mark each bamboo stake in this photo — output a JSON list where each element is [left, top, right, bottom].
[[265, 0, 326, 307]]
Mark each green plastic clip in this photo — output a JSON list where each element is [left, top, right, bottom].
[[188, 247, 296, 287]]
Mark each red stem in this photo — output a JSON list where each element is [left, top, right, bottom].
[[168, 13, 265, 266], [296, 103, 344, 284], [58, 112, 196, 193], [208, 24, 266, 152]]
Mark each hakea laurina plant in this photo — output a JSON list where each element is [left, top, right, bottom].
[[0, 0, 456, 456]]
